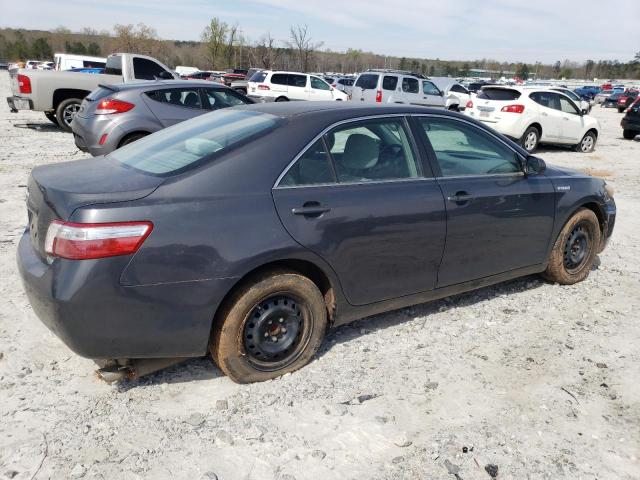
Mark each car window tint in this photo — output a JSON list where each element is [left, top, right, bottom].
[[530, 91, 560, 110], [402, 77, 419, 94], [280, 139, 335, 186], [110, 110, 282, 175], [271, 73, 288, 85], [325, 119, 419, 183], [422, 80, 440, 96], [288, 74, 307, 87], [355, 74, 379, 89], [382, 76, 398, 90], [559, 96, 579, 114], [205, 88, 248, 109], [450, 84, 467, 94], [250, 71, 268, 82], [420, 118, 520, 177], [477, 88, 521, 100], [133, 57, 166, 80], [147, 88, 202, 109], [311, 76, 330, 90]]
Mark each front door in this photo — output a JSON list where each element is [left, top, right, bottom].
[[414, 115, 556, 287], [287, 74, 308, 101], [272, 117, 447, 305], [529, 91, 564, 141], [309, 76, 334, 101], [557, 95, 585, 143], [421, 80, 445, 107]]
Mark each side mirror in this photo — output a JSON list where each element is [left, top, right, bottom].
[[525, 155, 546, 175], [157, 71, 174, 80], [581, 108, 588, 115]]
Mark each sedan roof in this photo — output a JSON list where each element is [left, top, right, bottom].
[[100, 80, 228, 92]]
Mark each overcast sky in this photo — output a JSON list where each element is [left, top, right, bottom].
[[1, 0, 638, 63]]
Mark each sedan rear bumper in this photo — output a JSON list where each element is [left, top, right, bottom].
[[17, 231, 230, 359]]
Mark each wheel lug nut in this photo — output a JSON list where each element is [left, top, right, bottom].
[[264, 332, 269, 337], [271, 336, 278, 342], [281, 327, 287, 333], [268, 320, 272, 325], [279, 318, 284, 323]]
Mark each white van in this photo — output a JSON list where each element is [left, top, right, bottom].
[[247, 71, 348, 102], [351, 69, 451, 108], [53, 53, 107, 71]]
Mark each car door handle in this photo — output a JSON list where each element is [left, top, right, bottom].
[[541, 112, 548, 116], [447, 192, 473, 203], [563, 117, 569, 121], [291, 203, 331, 217]]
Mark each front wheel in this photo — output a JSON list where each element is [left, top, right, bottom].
[[211, 270, 327, 383], [55, 98, 82, 132], [576, 131, 596, 153], [542, 208, 601, 285]]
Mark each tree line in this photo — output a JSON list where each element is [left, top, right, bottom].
[[1, 22, 639, 80]]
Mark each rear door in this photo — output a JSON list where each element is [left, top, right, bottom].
[[414, 115, 556, 287], [352, 73, 379, 103], [143, 87, 206, 127], [400, 76, 421, 104], [287, 74, 308, 100], [272, 116, 447, 305], [269, 73, 289, 97]]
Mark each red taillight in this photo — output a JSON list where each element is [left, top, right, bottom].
[[17, 74, 32, 94], [501, 104, 525, 114], [44, 220, 153, 260], [95, 98, 135, 115], [375, 90, 382, 103], [466, 100, 474, 109], [258, 84, 270, 90]]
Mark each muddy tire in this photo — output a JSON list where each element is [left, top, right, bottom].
[[210, 270, 327, 383], [623, 129, 637, 140], [542, 208, 601, 285], [520, 126, 540, 153], [575, 131, 597, 153], [55, 98, 82, 132]]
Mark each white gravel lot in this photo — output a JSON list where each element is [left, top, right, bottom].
[[0, 71, 639, 480]]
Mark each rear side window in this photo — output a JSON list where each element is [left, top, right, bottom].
[[279, 139, 335, 186], [355, 74, 379, 90], [288, 75, 307, 87], [250, 71, 268, 83], [133, 57, 166, 80], [271, 73, 288, 85], [105, 56, 122, 75], [477, 88, 521, 100], [109, 110, 282, 175], [402, 77, 419, 94], [530, 92, 561, 110], [146, 88, 203, 109], [83, 60, 105, 68], [382, 76, 398, 90]]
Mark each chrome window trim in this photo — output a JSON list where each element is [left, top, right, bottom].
[[273, 113, 417, 189], [411, 113, 527, 178], [275, 176, 437, 190]]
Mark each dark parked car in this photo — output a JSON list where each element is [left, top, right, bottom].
[[71, 80, 253, 156], [621, 97, 640, 139], [18, 103, 616, 383], [616, 91, 639, 113], [467, 81, 494, 93], [602, 92, 624, 108]]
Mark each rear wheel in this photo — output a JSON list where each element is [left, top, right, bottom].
[[576, 131, 596, 153], [521, 126, 540, 153], [118, 132, 148, 148], [623, 129, 637, 140], [211, 270, 327, 383], [44, 111, 57, 125], [55, 98, 82, 132], [543, 208, 601, 285], [275, 96, 289, 102], [448, 104, 460, 112]]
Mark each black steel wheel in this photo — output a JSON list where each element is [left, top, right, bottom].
[[563, 222, 591, 273]]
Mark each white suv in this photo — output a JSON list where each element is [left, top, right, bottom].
[[350, 69, 454, 109], [464, 86, 600, 153], [247, 71, 348, 102]]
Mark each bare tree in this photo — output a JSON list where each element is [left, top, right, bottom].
[[288, 24, 322, 72], [112, 23, 159, 56], [251, 32, 281, 69], [201, 17, 228, 69], [225, 23, 238, 67]]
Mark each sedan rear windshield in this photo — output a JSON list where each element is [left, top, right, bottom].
[[477, 88, 521, 100], [355, 74, 379, 90], [109, 110, 282, 175]]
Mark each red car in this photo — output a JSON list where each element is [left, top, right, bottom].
[[617, 91, 639, 113]]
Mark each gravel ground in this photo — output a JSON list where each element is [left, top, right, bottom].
[[0, 72, 639, 480]]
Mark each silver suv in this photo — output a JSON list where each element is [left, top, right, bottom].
[[351, 69, 450, 108]]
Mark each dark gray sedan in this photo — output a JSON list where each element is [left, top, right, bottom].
[[71, 80, 252, 156], [18, 103, 616, 383]]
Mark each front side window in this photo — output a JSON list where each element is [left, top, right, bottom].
[[311, 76, 330, 90], [326, 119, 419, 183], [279, 139, 334, 186], [382, 76, 398, 91], [419, 117, 521, 177], [205, 88, 249, 109], [402, 77, 419, 94], [422, 80, 441, 96], [147, 88, 202, 109], [133, 57, 166, 80], [559, 96, 579, 114], [288, 75, 307, 87], [109, 110, 282, 175]]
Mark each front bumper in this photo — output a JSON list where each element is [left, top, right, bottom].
[[600, 200, 616, 252], [6, 96, 33, 112], [17, 231, 227, 359]]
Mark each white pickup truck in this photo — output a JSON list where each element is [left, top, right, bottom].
[[6, 53, 177, 131]]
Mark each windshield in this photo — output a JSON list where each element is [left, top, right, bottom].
[[109, 109, 282, 175]]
